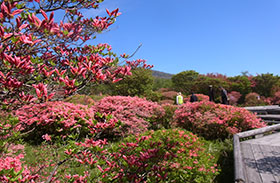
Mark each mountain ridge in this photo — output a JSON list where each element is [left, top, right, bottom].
[[151, 70, 173, 79]]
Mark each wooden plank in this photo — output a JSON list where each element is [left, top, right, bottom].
[[270, 145, 280, 181], [233, 135, 245, 183], [258, 115, 280, 120], [266, 108, 280, 114], [242, 133, 280, 146], [244, 105, 280, 111], [237, 124, 280, 138], [259, 145, 280, 182], [240, 142, 262, 183], [251, 144, 277, 183], [263, 120, 280, 124]]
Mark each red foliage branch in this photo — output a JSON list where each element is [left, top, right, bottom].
[[0, 0, 137, 109]]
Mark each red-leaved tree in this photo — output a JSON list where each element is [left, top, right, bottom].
[[0, 0, 142, 109]]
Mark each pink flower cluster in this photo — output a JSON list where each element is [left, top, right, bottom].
[[93, 96, 165, 136], [15, 101, 118, 138], [16, 101, 95, 128], [173, 101, 266, 139], [0, 153, 38, 182], [0, 154, 24, 173]]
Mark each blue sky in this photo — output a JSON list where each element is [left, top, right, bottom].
[[87, 0, 280, 76]]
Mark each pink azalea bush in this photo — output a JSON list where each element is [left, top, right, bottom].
[[97, 129, 219, 182], [270, 91, 280, 105], [0, 154, 39, 182], [15, 101, 119, 141], [161, 91, 178, 101], [158, 99, 174, 105], [173, 101, 266, 140], [93, 96, 165, 136], [228, 91, 242, 105], [244, 92, 267, 106], [0, 144, 39, 182]]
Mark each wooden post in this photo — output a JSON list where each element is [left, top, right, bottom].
[[233, 134, 245, 183]]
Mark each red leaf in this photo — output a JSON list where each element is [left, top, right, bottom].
[[12, 9, 23, 16], [40, 9, 48, 20], [1, 2, 9, 15]]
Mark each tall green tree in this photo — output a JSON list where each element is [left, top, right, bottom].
[[171, 70, 199, 94], [153, 78, 172, 91], [112, 68, 154, 96], [252, 73, 280, 97], [228, 75, 252, 103]]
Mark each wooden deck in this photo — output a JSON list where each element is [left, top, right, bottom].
[[234, 124, 280, 183]]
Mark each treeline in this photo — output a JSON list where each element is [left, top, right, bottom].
[[80, 69, 280, 106]]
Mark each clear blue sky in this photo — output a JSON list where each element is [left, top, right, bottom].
[[87, 0, 280, 76]]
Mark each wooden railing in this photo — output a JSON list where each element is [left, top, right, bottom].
[[233, 123, 280, 183], [244, 105, 280, 124]]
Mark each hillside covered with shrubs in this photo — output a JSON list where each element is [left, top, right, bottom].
[[2, 94, 267, 182]]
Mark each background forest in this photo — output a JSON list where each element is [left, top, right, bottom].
[[81, 68, 280, 107]]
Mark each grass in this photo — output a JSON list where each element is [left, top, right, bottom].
[[209, 139, 234, 183]]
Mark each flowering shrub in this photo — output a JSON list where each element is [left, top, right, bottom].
[[158, 99, 174, 105], [93, 96, 165, 136], [15, 101, 119, 142], [97, 129, 219, 183], [228, 91, 242, 105], [270, 91, 280, 105], [185, 94, 209, 103], [161, 91, 178, 101], [0, 143, 39, 182], [244, 92, 267, 106], [64, 94, 95, 107], [0, 154, 39, 182], [173, 101, 266, 140]]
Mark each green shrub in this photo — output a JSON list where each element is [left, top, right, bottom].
[[144, 90, 162, 102], [157, 104, 177, 129]]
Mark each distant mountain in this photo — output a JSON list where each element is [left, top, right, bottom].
[[152, 70, 173, 79]]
